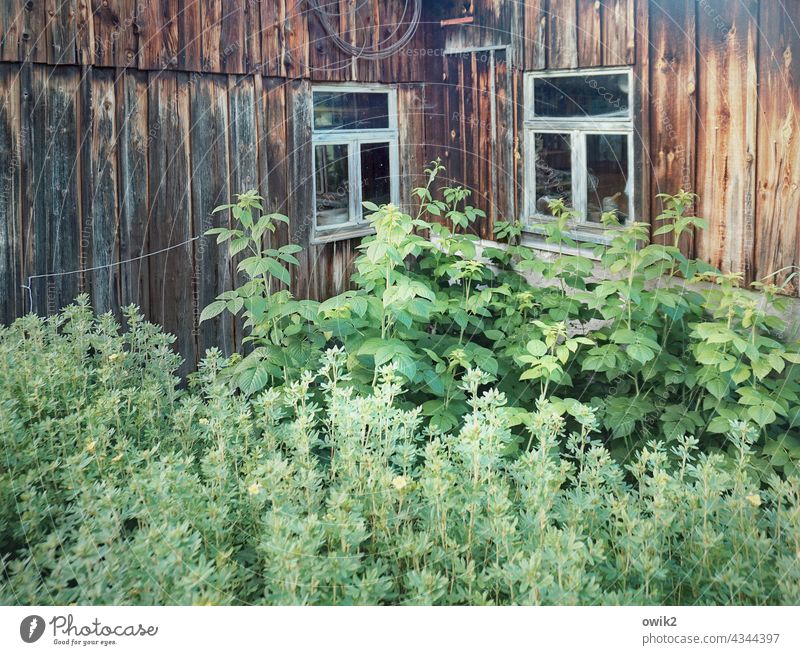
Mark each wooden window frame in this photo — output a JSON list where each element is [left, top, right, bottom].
[[523, 67, 635, 245], [311, 84, 400, 244]]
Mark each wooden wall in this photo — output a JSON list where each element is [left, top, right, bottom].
[[1, 1, 799, 371], [0, 1, 441, 372], [437, 0, 800, 296]]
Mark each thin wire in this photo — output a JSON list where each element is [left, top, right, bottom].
[[20, 236, 200, 315], [308, 0, 421, 60]]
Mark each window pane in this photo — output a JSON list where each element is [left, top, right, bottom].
[[586, 134, 629, 223], [360, 143, 392, 212], [313, 91, 390, 130], [534, 73, 629, 118], [534, 133, 572, 215], [315, 144, 351, 228]]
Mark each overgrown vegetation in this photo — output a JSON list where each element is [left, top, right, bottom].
[[204, 161, 800, 477], [1, 303, 799, 604]]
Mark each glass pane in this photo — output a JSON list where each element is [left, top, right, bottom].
[[360, 143, 392, 212], [586, 134, 630, 223], [534, 73, 629, 119], [313, 91, 390, 130], [533, 133, 572, 215], [315, 144, 351, 228]]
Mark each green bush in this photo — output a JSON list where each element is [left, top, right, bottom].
[[205, 166, 800, 477], [2, 305, 799, 604]]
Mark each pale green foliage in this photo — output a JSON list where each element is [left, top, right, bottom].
[[2, 304, 799, 605]]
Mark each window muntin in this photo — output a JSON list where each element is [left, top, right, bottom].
[[312, 87, 399, 239], [524, 68, 635, 235]]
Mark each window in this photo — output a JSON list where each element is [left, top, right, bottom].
[[312, 86, 399, 241], [524, 69, 634, 237]]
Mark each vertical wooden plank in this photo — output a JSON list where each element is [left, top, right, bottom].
[[259, 0, 284, 77], [220, 0, 245, 73], [22, 0, 48, 63], [284, 0, 308, 79], [511, 65, 524, 224], [308, 0, 349, 81], [45, 66, 81, 312], [179, 0, 202, 72], [578, 0, 602, 68], [0, 1, 24, 62], [648, 0, 696, 253], [695, 0, 758, 279], [355, 0, 379, 82], [261, 77, 288, 218], [602, 0, 634, 66], [139, 0, 179, 69], [286, 79, 313, 297], [46, 0, 78, 64], [443, 54, 464, 194], [549, 0, 578, 69], [20, 63, 44, 312], [91, 0, 136, 68], [228, 75, 259, 345], [201, 0, 222, 72], [190, 73, 233, 354], [524, 0, 547, 70], [75, 0, 94, 64], [633, 0, 650, 233], [0, 64, 23, 322], [148, 71, 196, 373], [243, 0, 261, 73], [755, 2, 800, 295], [494, 49, 514, 224], [117, 69, 150, 313], [398, 83, 428, 212], [85, 67, 119, 315]]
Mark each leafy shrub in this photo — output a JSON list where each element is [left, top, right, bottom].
[[1, 306, 799, 604], [206, 164, 800, 477]]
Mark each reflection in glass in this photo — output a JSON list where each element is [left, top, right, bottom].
[[534, 133, 572, 215], [315, 144, 350, 227], [534, 73, 629, 119], [313, 92, 390, 130], [360, 143, 392, 213], [586, 134, 629, 223]]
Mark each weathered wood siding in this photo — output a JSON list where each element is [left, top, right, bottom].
[[1, 0, 799, 372]]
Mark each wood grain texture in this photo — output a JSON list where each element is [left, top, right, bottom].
[[578, 0, 602, 68], [0, 64, 23, 322], [524, 0, 547, 70], [0, 1, 24, 62], [754, 1, 800, 295], [695, 0, 758, 279], [285, 79, 313, 297], [147, 71, 196, 375], [190, 73, 233, 354], [117, 69, 150, 313], [139, 0, 179, 70], [602, 0, 634, 66], [85, 67, 120, 315], [46, 0, 78, 65], [43, 66, 81, 312], [91, 0, 138, 68], [549, 0, 578, 69], [648, 0, 696, 254]]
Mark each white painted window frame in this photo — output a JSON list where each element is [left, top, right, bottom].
[[311, 84, 400, 244], [523, 67, 635, 243]]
